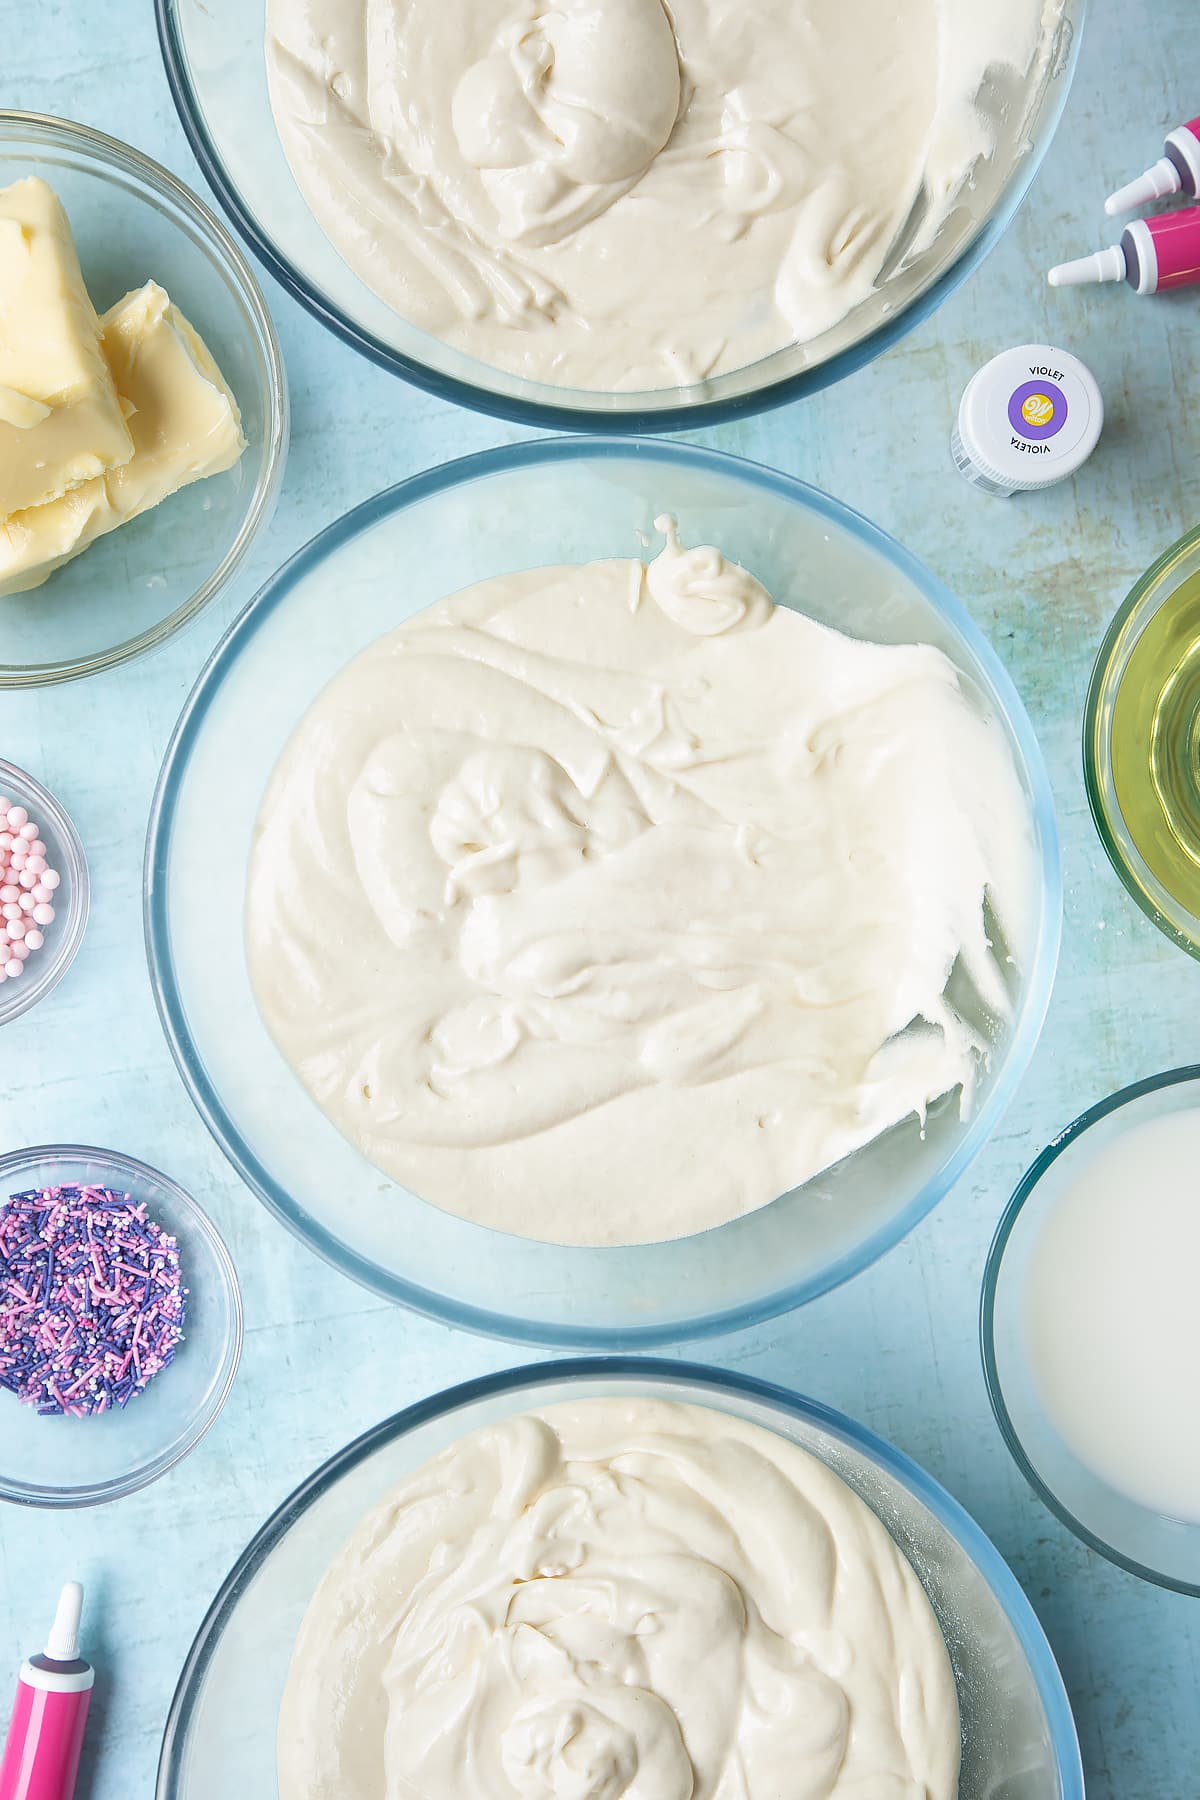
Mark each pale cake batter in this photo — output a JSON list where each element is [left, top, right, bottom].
[[277, 1397, 962, 1800], [245, 521, 1034, 1246], [265, 0, 1062, 390]]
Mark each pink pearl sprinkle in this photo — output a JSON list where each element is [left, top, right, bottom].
[[40, 869, 59, 891], [28, 840, 45, 858], [17, 893, 34, 913], [23, 929, 43, 950], [0, 886, 16, 904], [31, 885, 50, 904], [0, 833, 12, 852], [32, 904, 54, 925], [9, 941, 29, 961], [5, 807, 28, 829], [17, 870, 36, 890], [18, 821, 37, 841], [25, 856, 45, 875], [4, 959, 23, 979], [7, 917, 26, 940], [2, 904, 18, 922]]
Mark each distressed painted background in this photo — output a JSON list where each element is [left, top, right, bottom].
[[3, 2, 1199, 1794]]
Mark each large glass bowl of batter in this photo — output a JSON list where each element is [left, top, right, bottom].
[[155, 1360, 1083, 1799], [155, 0, 1083, 430], [145, 438, 1061, 1345]]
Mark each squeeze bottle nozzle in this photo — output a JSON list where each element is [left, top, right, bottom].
[[1048, 246, 1128, 288], [1107, 157, 1184, 216], [1106, 116, 1200, 215], [44, 1584, 84, 1665]]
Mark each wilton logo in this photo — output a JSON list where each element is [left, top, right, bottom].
[[1008, 377, 1068, 444], [1021, 392, 1056, 428]]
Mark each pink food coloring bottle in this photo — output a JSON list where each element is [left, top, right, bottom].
[[0, 1585, 93, 1800], [1048, 206, 1200, 296]]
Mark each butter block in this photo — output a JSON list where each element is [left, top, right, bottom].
[[0, 177, 135, 517], [0, 282, 246, 598]]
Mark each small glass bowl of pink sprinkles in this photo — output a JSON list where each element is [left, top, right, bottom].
[[0, 759, 89, 1027], [0, 1146, 242, 1507]]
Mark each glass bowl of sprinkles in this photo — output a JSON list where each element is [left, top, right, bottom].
[[0, 760, 89, 1027], [0, 1145, 242, 1508]]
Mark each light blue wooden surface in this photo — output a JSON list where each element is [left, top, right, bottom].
[[3, 3, 1199, 1794]]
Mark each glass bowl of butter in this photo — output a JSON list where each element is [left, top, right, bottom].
[[145, 437, 1062, 1346], [155, 0, 1082, 428], [157, 1361, 1084, 1800], [0, 113, 288, 687]]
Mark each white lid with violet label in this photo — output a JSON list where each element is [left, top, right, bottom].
[[951, 344, 1103, 496]]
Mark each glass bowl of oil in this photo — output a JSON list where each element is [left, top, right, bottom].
[[1085, 524, 1200, 958]]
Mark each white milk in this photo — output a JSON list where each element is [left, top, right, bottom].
[[1026, 1106, 1200, 1523]]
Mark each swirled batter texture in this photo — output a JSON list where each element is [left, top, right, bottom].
[[277, 1398, 961, 1800], [245, 522, 1033, 1246], [265, 0, 1060, 390]]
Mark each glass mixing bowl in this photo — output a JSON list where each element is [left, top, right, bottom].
[[144, 438, 1061, 1346], [155, 0, 1083, 429], [982, 1067, 1200, 1595], [155, 1359, 1083, 1799], [1084, 523, 1200, 960], [0, 113, 288, 687], [0, 760, 89, 1028], [0, 1145, 243, 1508]]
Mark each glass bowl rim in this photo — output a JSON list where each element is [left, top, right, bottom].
[[1082, 520, 1200, 962], [0, 108, 290, 689], [143, 434, 1062, 1348], [154, 1354, 1084, 1800], [154, 0, 1084, 432], [0, 1141, 245, 1509], [980, 1062, 1200, 1595], [0, 758, 90, 1027]]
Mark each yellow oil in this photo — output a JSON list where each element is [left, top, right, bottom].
[[1110, 569, 1200, 918]]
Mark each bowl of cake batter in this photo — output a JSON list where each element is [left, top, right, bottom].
[[155, 1361, 1084, 1800], [156, 0, 1083, 426], [145, 438, 1060, 1343]]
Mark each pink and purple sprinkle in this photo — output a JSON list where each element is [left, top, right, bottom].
[[0, 1183, 187, 1417]]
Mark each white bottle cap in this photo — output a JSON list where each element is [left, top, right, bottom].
[[1048, 245, 1128, 288], [1107, 124, 1200, 214], [1106, 155, 1183, 215], [45, 1581, 84, 1662], [951, 345, 1103, 496]]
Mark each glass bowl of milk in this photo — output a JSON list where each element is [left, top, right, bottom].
[[983, 1066, 1200, 1593]]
